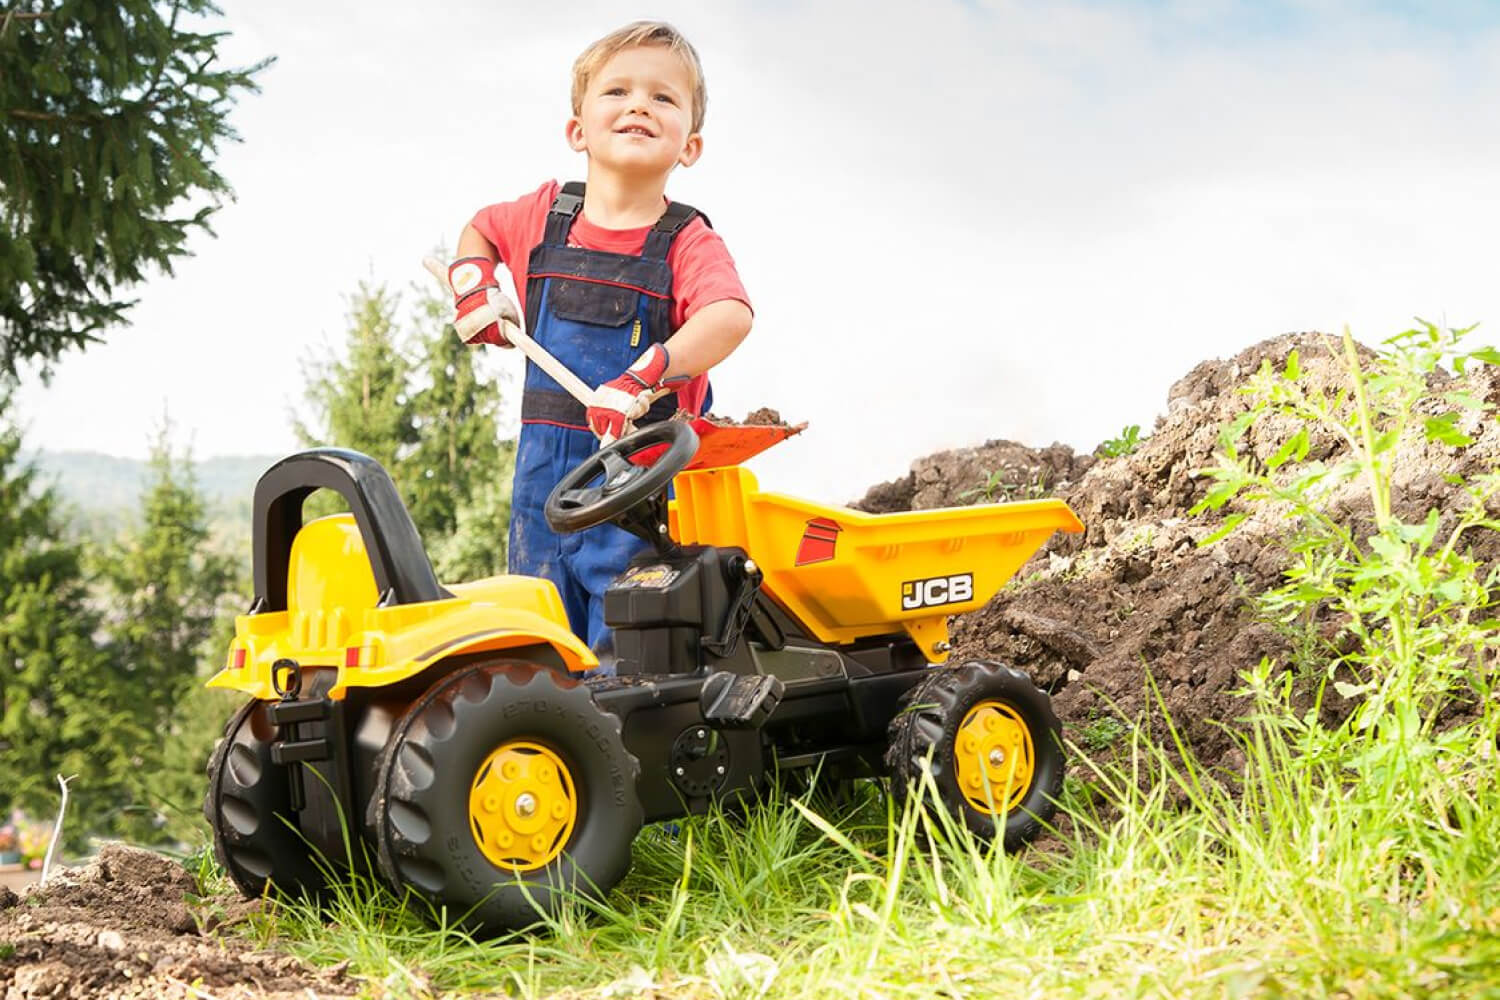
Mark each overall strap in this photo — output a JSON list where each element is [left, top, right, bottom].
[[641, 200, 712, 260], [542, 181, 586, 244], [544, 182, 712, 258], [528, 182, 586, 333]]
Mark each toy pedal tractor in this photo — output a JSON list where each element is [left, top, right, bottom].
[[203, 420, 1083, 933]]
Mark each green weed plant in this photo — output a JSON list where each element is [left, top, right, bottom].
[[1097, 423, 1147, 458], [959, 466, 1052, 504], [1192, 322, 1500, 731]]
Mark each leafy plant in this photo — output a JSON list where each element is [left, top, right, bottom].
[[1191, 321, 1500, 730], [1096, 423, 1146, 458], [1073, 711, 1128, 753], [958, 465, 1051, 504], [958, 469, 1009, 503]]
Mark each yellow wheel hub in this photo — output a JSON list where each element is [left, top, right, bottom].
[[954, 699, 1035, 814], [469, 740, 577, 872]]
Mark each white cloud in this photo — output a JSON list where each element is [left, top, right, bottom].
[[15, 0, 1500, 503]]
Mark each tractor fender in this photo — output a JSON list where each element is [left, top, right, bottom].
[[328, 610, 598, 699]]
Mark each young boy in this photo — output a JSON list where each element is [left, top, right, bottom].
[[446, 21, 753, 664]]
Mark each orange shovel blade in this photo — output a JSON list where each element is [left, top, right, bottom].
[[630, 417, 806, 470], [684, 418, 806, 470]]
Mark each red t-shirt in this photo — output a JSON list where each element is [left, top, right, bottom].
[[470, 180, 751, 415]]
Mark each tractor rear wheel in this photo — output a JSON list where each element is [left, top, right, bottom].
[[885, 660, 1064, 849], [203, 699, 328, 899], [371, 660, 641, 934]]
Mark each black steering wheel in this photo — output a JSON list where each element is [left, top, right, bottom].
[[544, 420, 700, 534]]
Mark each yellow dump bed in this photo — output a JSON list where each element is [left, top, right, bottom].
[[669, 467, 1083, 661]]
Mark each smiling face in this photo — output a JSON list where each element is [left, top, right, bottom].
[[567, 45, 703, 180]]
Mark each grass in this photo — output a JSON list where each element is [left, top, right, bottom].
[[205, 683, 1500, 1000], [195, 324, 1500, 998]]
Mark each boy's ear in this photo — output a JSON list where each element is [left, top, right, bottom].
[[677, 132, 703, 168], [565, 117, 588, 153]]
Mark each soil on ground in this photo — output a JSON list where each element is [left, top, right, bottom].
[[0, 844, 354, 998], [6, 332, 1495, 997]]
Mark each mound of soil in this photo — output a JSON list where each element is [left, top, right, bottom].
[[855, 332, 1500, 772], [0, 844, 351, 999]]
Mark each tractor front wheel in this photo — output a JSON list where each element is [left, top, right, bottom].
[[371, 660, 641, 934], [203, 699, 328, 899], [885, 660, 1064, 849]]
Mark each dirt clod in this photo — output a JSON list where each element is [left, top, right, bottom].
[[0, 844, 354, 999], [742, 407, 783, 426], [853, 440, 1095, 513], [690, 407, 790, 428]]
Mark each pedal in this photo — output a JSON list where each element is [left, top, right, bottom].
[[699, 671, 784, 730], [268, 698, 329, 726], [271, 738, 331, 764]]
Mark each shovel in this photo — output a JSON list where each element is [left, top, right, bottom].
[[423, 257, 801, 469]]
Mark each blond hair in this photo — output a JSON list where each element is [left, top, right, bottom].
[[571, 21, 707, 133]]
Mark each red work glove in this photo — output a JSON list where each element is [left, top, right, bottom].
[[447, 256, 519, 346], [587, 343, 691, 444]]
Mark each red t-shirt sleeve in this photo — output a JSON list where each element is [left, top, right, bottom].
[[667, 218, 752, 329], [666, 218, 751, 415]]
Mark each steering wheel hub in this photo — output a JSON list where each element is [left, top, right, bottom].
[[544, 421, 700, 537]]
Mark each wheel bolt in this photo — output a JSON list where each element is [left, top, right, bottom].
[[483, 794, 500, 813], [514, 793, 537, 818], [989, 749, 1006, 768]]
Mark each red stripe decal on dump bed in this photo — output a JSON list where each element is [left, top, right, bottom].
[[795, 517, 842, 565]]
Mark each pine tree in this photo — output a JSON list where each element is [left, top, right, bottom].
[[295, 278, 515, 579], [0, 0, 270, 378], [429, 463, 515, 580], [0, 390, 127, 833], [296, 282, 418, 471], [405, 282, 512, 578], [95, 422, 236, 840]]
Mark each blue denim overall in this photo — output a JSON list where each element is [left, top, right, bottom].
[[509, 183, 710, 660]]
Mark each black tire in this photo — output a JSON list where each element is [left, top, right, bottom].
[[371, 660, 642, 934], [203, 699, 328, 899], [885, 661, 1064, 849]]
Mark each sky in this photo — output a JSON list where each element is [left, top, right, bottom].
[[13, 0, 1500, 503]]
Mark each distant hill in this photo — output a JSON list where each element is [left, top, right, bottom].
[[25, 450, 281, 520]]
